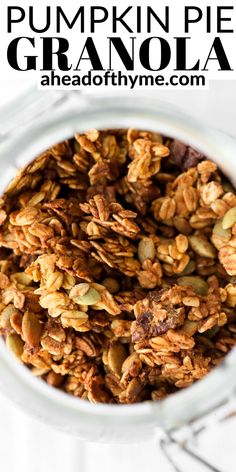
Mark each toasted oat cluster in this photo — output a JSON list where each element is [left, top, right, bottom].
[[0, 128, 236, 403]]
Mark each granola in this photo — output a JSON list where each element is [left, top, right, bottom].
[[0, 128, 236, 403]]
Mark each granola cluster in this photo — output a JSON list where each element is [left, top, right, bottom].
[[0, 128, 236, 403]]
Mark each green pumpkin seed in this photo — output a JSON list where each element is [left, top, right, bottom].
[[189, 235, 216, 259], [22, 311, 42, 347], [222, 207, 236, 229], [212, 220, 231, 250], [181, 320, 198, 336], [177, 276, 208, 296], [205, 326, 220, 339], [213, 220, 231, 239], [74, 287, 101, 306], [108, 342, 127, 376], [6, 333, 24, 361], [101, 278, 120, 294], [0, 305, 16, 330], [222, 179, 235, 193], [179, 260, 196, 276]]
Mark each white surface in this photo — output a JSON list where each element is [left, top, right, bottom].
[[0, 80, 235, 472], [1, 390, 236, 472]]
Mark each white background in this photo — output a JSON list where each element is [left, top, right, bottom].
[[0, 79, 235, 472]]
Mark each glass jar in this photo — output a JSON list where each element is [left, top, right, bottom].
[[0, 89, 236, 443]]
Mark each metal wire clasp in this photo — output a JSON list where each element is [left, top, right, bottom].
[[155, 395, 236, 472]]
